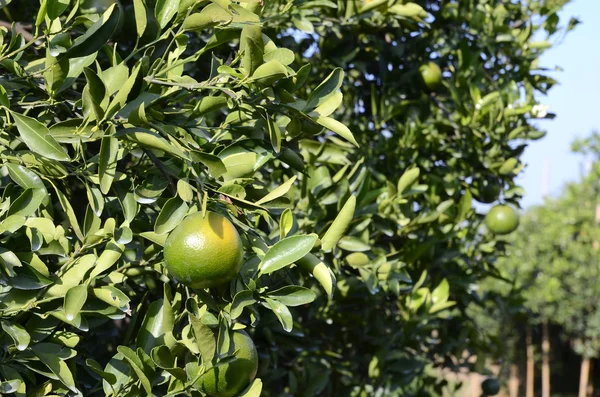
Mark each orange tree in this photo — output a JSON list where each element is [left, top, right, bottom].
[[0, 1, 573, 396]]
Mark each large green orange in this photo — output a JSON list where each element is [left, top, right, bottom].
[[481, 378, 500, 396], [485, 205, 519, 235], [163, 211, 244, 289], [198, 330, 259, 397], [419, 62, 443, 90]]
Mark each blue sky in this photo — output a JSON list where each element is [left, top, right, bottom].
[[518, 0, 600, 208]]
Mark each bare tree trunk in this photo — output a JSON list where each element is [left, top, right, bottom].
[[542, 321, 550, 397], [527, 326, 534, 397], [579, 356, 591, 397], [587, 359, 594, 396], [509, 363, 520, 397]]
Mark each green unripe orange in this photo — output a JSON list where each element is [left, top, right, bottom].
[[198, 330, 259, 397], [163, 211, 244, 289], [481, 378, 500, 396], [485, 205, 519, 235], [419, 62, 443, 90]]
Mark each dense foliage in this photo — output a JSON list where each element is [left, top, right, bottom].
[[0, 0, 574, 396]]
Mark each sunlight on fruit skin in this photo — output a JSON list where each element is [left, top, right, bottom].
[[163, 211, 244, 289], [198, 331, 259, 397], [485, 205, 519, 235]]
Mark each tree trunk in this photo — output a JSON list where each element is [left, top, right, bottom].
[[509, 363, 520, 397], [579, 356, 590, 397], [587, 359, 594, 396], [526, 326, 534, 397], [542, 321, 550, 397]]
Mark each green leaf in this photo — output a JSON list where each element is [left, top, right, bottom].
[[137, 298, 174, 353], [292, 16, 314, 33], [177, 179, 194, 202], [190, 151, 227, 178], [240, 25, 263, 76], [118, 127, 188, 160], [47, 0, 69, 20], [238, 378, 263, 397], [264, 297, 293, 332], [388, 3, 428, 18], [182, 3, 232, 31], [86, 358, 118, 385], [7, 188, 45, 217], [315, 116, 359, 147], [67, 4, 121, 58], [49, 180, 84, 241], [89, 240, 124, 278], [337, 236, 370, 252], [305, 68, 344, 109], [105, 64, 142, 120], [1, 321, 30, 351], [64, 284, 88, 321], [154, 196, 189, 235], [256, 176, 296, 205], [117, 345, 152, 395], [31, 343, 78, 393], [267, 286, 316, 307], [279, 208, 294, 239], [133, 0, 148, 37], [251, 60, 288, 85], [259, 234, 318, 275], [296, 253, 336, 298], [230, 290, 257, 319], [11, 112, 69, 161], [397, 167, 420, 195], [320, 195, 356, 251], [189, 313, 216, 363], [156, 0, 182, 28], [99, 136, 119, 195], [5, 163, 45, 190]]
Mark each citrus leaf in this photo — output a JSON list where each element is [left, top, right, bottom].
[[154, 196, 189, 235], [67, 4, 120, 58], [267, 286, 316, 307], [90, 240, 124, 279], [99, 136, 119, 195], [239, 378, 263, 397], [5, 163, 45, 190], [156, 0, 181, 29], [1, 321, 30, 351], [11, 112, 69, 161], [133, 0, 148, 37], [320, 195, 356, 251], [31, 343, 78, 393], [296, 253, 336, 298], [305, 68, 344, 109], [315, 116, 359, 147], [264, 297, 293, 332], [64, 284, 88, 322], [230, 290, 257, 319], [117, 345, 152, 395], [256, 176, 297, 205], [259, 234, 317, 275], [189, 313, 216, 363]]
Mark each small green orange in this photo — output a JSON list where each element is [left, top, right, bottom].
[[485, 205, 519, 235], [198, 330, 259, 397], [419, 62, 443, 90], [163, 211, 244, 289], [481, 378, 500, 396]]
